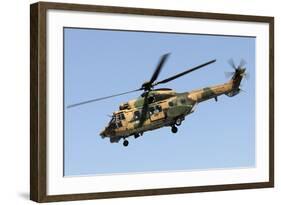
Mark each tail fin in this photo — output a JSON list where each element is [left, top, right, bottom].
[[225, 68, 246, 97]]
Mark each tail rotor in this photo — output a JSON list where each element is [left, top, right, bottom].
[[225, 58, 250, 80], [224, 58, 249, 97]]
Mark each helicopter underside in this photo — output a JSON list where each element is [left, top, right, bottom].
[[105, 111, 188, 146]]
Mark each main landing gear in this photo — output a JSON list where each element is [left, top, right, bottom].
[[171, 125, 178, 133], [123, 139, 129, 147], [175, 118, 182, 126], [171, 117, 184, 133]]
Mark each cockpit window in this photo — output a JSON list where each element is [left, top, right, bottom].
[[109, 122, 117, 129], [109, 113, 124, 129], [109, 116, 116, 124], [117, 121, 122, 128], [116, 115, 120, 121], [115, 113, 125, 121]]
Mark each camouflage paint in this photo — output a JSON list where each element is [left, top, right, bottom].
[[100, 69, 246, 142]]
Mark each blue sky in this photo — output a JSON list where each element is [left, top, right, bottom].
[[63, 27, 256, 176]]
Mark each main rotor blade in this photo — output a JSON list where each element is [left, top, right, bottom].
[[149, 53, 170, 84], [67, 88, 141, 108], [154, 59, 216, 86]]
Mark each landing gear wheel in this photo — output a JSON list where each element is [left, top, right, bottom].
[[175, 118, 182, 126], [171, 126, 178, 133], [123, 140, 129, 147]]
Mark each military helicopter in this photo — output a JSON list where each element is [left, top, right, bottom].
[[68, 54, 247, 147]]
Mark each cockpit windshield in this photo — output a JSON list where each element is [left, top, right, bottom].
[[108, 113, 125, 129], [109, 115, 116, 124]]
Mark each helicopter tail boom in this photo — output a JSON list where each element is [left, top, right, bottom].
[[187, 81, 233, 103]]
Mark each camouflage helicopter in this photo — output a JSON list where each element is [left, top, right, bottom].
[[68, 54, 247, 147]]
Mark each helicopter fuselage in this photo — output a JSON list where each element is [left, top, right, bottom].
[[100, 76, 241, 144]]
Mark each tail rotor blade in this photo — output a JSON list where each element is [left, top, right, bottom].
[[245, 72, 250, 80], [224, 71, 234, 78], [239, 59, 247, 68], [239, 88, 246, 94], [228, 59, 237, 70]]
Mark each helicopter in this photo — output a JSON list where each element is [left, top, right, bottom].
[[68, 53, 247, 147]]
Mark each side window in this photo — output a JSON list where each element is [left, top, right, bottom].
[[134, 110, 140, 120], [148, 96, 155, 104], [155, 105, 162, 113], [180, 98, 186, 105], [149, 105, 162, 115], [149, 107, 155, 115], [168, 101, 174, 107]]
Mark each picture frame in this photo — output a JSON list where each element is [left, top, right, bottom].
[[30, 1, 274, 202]]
